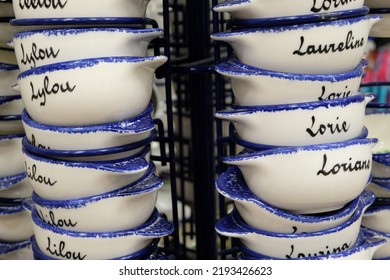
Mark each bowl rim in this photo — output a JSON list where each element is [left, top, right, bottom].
[[0, 172, 26, 190], [0, 239, 31, 255], [0, 202, 25, 215]]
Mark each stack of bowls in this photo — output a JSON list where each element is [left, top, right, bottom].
[[361, 107, 390, 259], [212, 0, 385, 259], [9, 1, 174, 260], [0, 1, 33, 260]]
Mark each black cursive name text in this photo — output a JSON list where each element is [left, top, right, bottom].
[[38, 209, 78, 228], [20, 43, 60, 69], [25, 161, 57, 186], [317, 154, 371, 176], [285, 242, 352, 259], [46, 237, 86, 260], [318, 85, 352, 101], [311, 0, 358, 13], [306, 115, 350, 137], [19, 0, 68, 10], [30, 76, 76, 106]]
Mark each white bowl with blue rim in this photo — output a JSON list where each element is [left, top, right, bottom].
[[222, 137, 377, 214], [215, 58, 367, 106], [216, 165, 363, 233], [12, 27, 163, 72], [30, 235, 159, 260], [215, 93, 373, 148], [362, 198, 390, 233], [237, 229, 386, 260], [362, 226, 390, 259], [14, 55, 167, 126], [12, 0, 151, 20], [368, 9, 390, 37], [31, 207, 173, 260], [216, 190, 374, 259], [0, 62, 20, 96], [25, 163, 163, 232], [364, 108, 390, 177], [0, 134, 24, 177], [0, 95, 24, 116], [22, 144, 150, 200], [213, 0, 365, 20], [0, 172, 32, 200], [0, 239, 33, 260], [366, 177, 390, 198], [21, 101, 155, 152], [211, 15, 381, 74], [0, 202, 33, 242]]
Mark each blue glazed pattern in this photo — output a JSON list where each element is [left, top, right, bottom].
[[216, 166, 361, 224], [370, 177, 390, 192], [0, 95, 21, 105], [0, 239, 32, 255], [0, 62, 18, 71], [0, 172, 26, 190], [0, 202, 25, 215]]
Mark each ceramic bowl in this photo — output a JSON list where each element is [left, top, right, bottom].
[[31, 208, 173, 260], [215, 94, 373, 147], [0, 95, 24, 116], [27, 163, 163, 232], [222, 137, 377, 214], [237, 229, 386, 260], [215, 58, 366, 106], [0, 115, 24, 135], [0, 172, 33, 199], [362, 227, 390, 259], [368, 10, 390, 37], [0, 62, 20, 96], [0, 239, 33, 260], [216, 165, 364, 233], [213, 0, 365, 20], [216, 191, 374, 260], [362, 199, 390, 232], [0, 134, 24, 177], [0, 202, 33, 242], [366, 177, 390, 198], [31, 236, 159, 260], [22, 145, 150, 200], [13, 0, 151, 20], [211, 15, 381, 74], [21, 101, 155, 152], [12, 27, 163, 72], [15, 56, 167, 126]]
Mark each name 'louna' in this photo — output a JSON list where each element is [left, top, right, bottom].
[[317, 154, 370, 176], [311, 0, 358, 13], [19, 0, 68, 10], [293, 30, 365, 56]]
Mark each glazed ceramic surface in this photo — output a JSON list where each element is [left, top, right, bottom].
[[0, 134, 24, 177], [0, 202, 33, 242], [15, 56, 167, 126], [211, 15, 381, 74], [215, 94, 373, 147], [362, 226, 390, 259], [365, 109, 390, 152], [29, 163, 163, 232], [362, 200, 390, 232], [213, 0, 365, 19], [0, 62, 20, 96], [31, 208, 174, 260], [216, 191, 374, 259], [215, 59, 366, 106], [216, 165, 362, 233], [369, 11, 390, 37], [12, 27, 163, 71], [22, 145, 150, 200], [0, 172, 33, 199], [0, 239, 33, 260], [0, 95, 24, 115], [21, 102, 155, 151], [222, 137, 377, 214], [13, 0, 151, 19]]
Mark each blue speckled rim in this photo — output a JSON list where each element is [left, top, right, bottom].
[[31, 235, 159, 260], [216, 166, 360, 223], [31, 163, 162, 209], [215, 58, 367, 81], [225, 7, 371, 29], [216, 191, 374, 238], [362, 226, 390, 238], [10, 17, 154, 26], [0, 239, 31, 255], [239, 229, 386, 260], [222, 137, 378, 163], [21, 102, 155, 134], [21, 129, 156, 158], [212, 14, 381, 37], [18, 55, 166, 80], [0, 62, 18, 71], [231, 125, 369, 150], [32, 207, 174, 238], [370, 177, 390, 191], [373, 153, 390, 165], [0, 172, 26, 190], [13, 26, 163, 39], [0, 95, 21, 106], [216, 93, 373, 115], [0, 201, 24, 215]]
